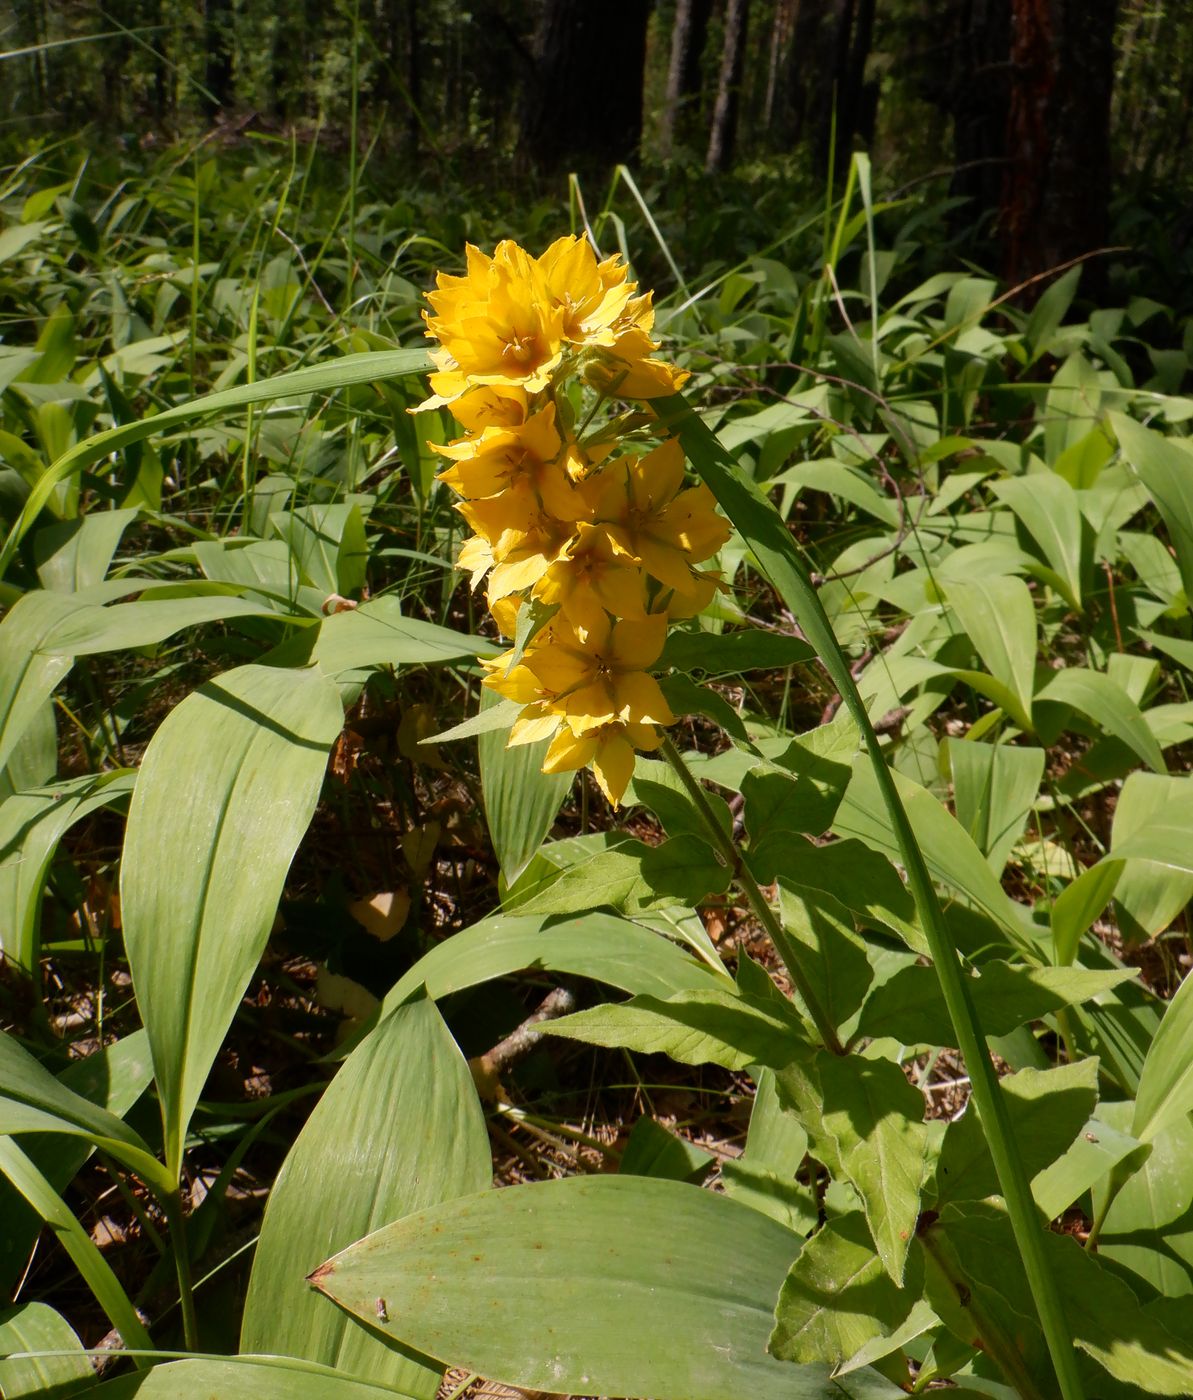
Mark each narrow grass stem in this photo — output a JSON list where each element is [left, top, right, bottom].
[[659, 735, 844, 1055], [164, 1193, 200, 1351], [658, 390, 1085, 1400]]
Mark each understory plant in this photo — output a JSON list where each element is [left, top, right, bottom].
[[2, 153, 1193, 1399]]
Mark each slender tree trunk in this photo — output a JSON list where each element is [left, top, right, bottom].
[[763, 0, 795, 135], [1001, 0, 1118, 292], [203, 0, 234, 117], [520, 0, 653, 171], [706, 0, 750, 172]]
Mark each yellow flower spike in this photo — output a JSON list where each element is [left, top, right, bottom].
[[542, 718, 663, 807], [457, 480, 585, 600], [525, 612, 675, 730], [537, 235, 634, 347], [432, 404, 578, 517], [593, 439, 729, 594], [533, 521, 650, 624]]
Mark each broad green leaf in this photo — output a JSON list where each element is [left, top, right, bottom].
[[92, 1357, 421, 1399], [991, 475, 1085, 611], [744, 764, 843, 878], [1132, 965, 1193, 1142], [0, 771, 133, 968], [41, 593, 284, 655], [929, 1199, 1193, 1394], [1036, 666, 1166, 774], [934, 1061, 1099, 1206], [945, 575, 1037, 731], [772, 459, 900, 527], [0, 1139, 152, 1357], [0, 697, 55, 796], [1113, 411, 1193, 602], [855, 962, 1135, 1047], [948, 739, 1045, 876], [744, 1066, 809, 1176], [625, 756, 734, 841], [311, 1175, 831, 1400], [777, 886, 874, 1033], [720, 1157, 818, 1233], [835, 758, 1019, 944], [194, 538, 321, 615], [1095, 1100, 1193, 1298], [242, 993, 488, 1394], [1108, 772, 1193, 942], [0, 591, 84, 776], [1051, 858, 1124, 965], [311, 595, 497, 674], [0, 1028, 167, 1190], [815, 1053, 928, 1283], [660, 627, 815, 676], [544, 986, 807, 1070], [0, 1033, 154, 1296], [273, 502, 368, 596], [1025, 264, 1081, 362], [478, 687, 569, 883], [121, 662, 344, 1178], [0, 348, 431, 576], [421, 696, 520, 743], [0, 1302, 92, 1398], [619, 1116, 714, 1181], [31, 507, 139, 592], [770, 1212, 923, 1367], [514, 832, 729, 915], [1032, 1113, 1151, 1223], [375, 910, 719, 1024]]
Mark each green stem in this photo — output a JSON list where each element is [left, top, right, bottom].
[[658, 390, 1085, 1400], [919, 1224, 1051, 1400], [660, 735, 844, 1055], [164, 1193, 200, 1351]]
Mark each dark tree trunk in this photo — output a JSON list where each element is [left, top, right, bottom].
[[706, 0, 750, 172], [949, 0, 1011, 221], [520, 0, 653, 170], [814, 0, 873, 175], [661, 0, 714, 157], [763, 0, 796, 136], [1001, 0, 1118, 291], [203, 0, 234, 117]]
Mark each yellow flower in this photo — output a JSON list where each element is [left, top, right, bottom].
[[584, 325, 690, 400], [523, 612, 675, 730], [458, 481, 584, 601], [537, 235, 634, 347], [433, 403, 583, 518], [533, 521, 649, 624], [542, 718, 662, 807], [448, 385, 528, 432], [592, 439, 730, 594]]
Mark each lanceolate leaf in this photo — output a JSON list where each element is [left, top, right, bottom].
[[242, 993, 489, 1395], [945, 575, 1037, 731], [91, 1357, 423, 1399], [311, 595, 497, 674], [1132, 966, 1193, 1143], [0, 1301, 93, 1399], [1036, 666, 1167, 774], [121, 662, 344, 1178], [478, 686, 569, 883], [311, 1176, 832, 1400]]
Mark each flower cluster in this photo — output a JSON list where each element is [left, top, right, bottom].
[[418, 237, 730, 806]]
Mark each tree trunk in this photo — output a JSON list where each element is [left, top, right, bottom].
[[763, 0, 796, 135], [1001, 0, 1118, 291], [948, 0, 1011, 221], [661, 0, 714, 157], [520, 0, 653, 171], [706, 0, 750, 172], [203, 0, 234, 117]]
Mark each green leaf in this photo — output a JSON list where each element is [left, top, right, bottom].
[[1095, 1101, 1193, 1298], [948, 739, 1045, 876], [1036, 666, 1167, 774], [720, 1157, 818, 1234], [91, 1357, 423, 1399], [31, 507, 139, 593], [310, 1175, 826, 1400], [770, 1212, 923, 1368], [0, 771, 133, 969], [40, 593, 284, 656], [273, 503, 368, 596], [374, 910, 720, 1027], [478, 688, 570, 884], [543, 986, 807, 1070], [929, 1199, 1193, 1395], [625, 756, 733, 841], [991, 475, 1085, 611], [1108, 772, 1193, 942], [121, 662, 344, 1178], [0, 348, 430, 577], [0, 1139, 152, 1357], [1051, 859, 1125, 965], [855, 962, 1135, 1047], [1113, 411, 1193, 603], [660, 627, 815, 676], [815, 1053, 928, 1283], [945, 575, 1037, 732], [619, 1116, 714, 1182], [0, 1302, 92, 1399], [0, 1029, 166, 1190], [513, 832, 729, 915], [1132, 965, 1193, 1142], [0, 1032, 154, 1296], [242, 993, 488, 1394], [935, 1061, 1099, 1206], [1025, 265, 1082, 362], [1031, 1113, 1150, 1223], [312, 595, 497, 674], [776, 886, 874, 1033], [744, 764, 843, 878], [0, 591, 83, 777]]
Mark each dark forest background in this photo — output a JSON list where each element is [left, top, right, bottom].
[[2, 1, 1193, 289]]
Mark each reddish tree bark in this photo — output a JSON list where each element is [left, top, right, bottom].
[[1002, 0, 1118, 290]]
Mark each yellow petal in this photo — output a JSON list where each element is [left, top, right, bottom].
[[591, 732, 636, 807]]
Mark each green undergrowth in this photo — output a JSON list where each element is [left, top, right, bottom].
[[1, 141, 1193, 1398]]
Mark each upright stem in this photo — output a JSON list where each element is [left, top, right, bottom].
[[164, 1193, 200, 1351], [658, 390, 1085, 1400], [660, 735, 845, 1055]]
